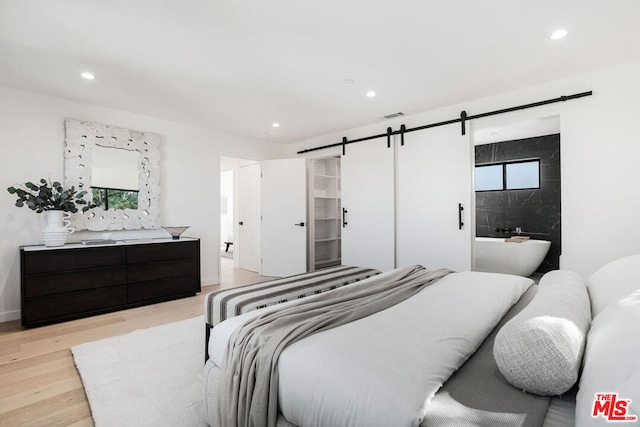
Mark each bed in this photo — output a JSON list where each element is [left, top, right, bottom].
[[203, 265, 381, 361], [203, 257, 640, 427]]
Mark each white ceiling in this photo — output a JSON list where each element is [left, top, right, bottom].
[[1, 0, 639, 144]]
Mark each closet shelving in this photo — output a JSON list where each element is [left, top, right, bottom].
[[308, 157, 341, 270]]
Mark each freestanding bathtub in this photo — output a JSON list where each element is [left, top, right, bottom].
[[473, 237, 551, 277]]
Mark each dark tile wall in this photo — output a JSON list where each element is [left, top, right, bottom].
[[475, 134, 560, 272]]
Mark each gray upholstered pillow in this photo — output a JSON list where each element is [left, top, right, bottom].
[[493, 270, 591, 396]]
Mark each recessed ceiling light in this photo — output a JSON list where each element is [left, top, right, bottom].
[[366, 91, 376, 98], [259, 132, 268, 138], [550, 29, 568, 40], [81, 72, 95, 80], [344, 79, 354, 85], [272, 122, 280, 128]]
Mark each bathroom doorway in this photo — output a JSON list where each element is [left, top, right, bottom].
[[472, 116, 561, 276]]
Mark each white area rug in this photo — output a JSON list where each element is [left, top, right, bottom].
[[72, 316, 207, 427]]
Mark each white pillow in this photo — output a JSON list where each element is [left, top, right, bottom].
[[619, 370, 640, 419], [493, 270, 591, 396], [575, 289, 640, 426], [587, 254, 640, 318]]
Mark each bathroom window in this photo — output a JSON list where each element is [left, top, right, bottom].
[[475, 159, 540, 192], [475, 164, 503, 191], [506, 161, 540, 189]]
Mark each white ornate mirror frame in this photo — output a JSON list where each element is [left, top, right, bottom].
[[64, 118, 161, 231]]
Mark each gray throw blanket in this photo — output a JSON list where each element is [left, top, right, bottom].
[[217, 265, 452, 427]]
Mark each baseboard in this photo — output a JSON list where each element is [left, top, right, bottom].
[[0, 309, 20, 323], [201, 277, 219, 287]]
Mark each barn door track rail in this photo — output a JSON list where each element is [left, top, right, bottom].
[[297, 91, 592, 155]]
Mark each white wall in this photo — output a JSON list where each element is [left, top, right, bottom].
[[287, 59, 640, 279], [0, 86, 285, 322]]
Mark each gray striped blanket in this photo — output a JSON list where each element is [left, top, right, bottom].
[[204, 265, 380, 327]]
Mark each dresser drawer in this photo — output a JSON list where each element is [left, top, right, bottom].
[[23, 246, 126, 274], [127, 257, 199, 283], [24, 285, 127, 325], [24, 266, 127, 298], [128, 275, 200, 303], [126, 240, 199, 263]]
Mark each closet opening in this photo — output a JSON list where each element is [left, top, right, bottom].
[[307, 156, 342, 271]]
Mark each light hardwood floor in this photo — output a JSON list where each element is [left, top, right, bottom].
[[0, 257, 269, 427]]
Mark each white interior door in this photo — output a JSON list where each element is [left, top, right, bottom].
[[237, 163, 261, 272], [396, 125, 472, 271], [341, 140, 395, 272], [261, 158, 307, 277]]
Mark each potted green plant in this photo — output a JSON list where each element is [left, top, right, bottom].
[[7, 178, 95, 246], [7, 178, 93, 213]]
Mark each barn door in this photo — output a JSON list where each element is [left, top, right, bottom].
[[395, 125, 472, 271], [341, 140, 395, 272]]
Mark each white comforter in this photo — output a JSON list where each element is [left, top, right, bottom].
[[210, 270, 532, 427]]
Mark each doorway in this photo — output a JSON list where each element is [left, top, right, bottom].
[[220, 156, 261, 284], [472, 116, 561, 275]]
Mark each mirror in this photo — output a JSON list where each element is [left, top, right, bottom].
[[64, 118, 161, 231], [92, 146, 140, 210]]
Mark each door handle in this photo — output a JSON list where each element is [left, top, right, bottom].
[[294, 222, 305, 227], [239, 221, 244, 226], [458, 203, 464, 230], [342, 208, 348, 228]]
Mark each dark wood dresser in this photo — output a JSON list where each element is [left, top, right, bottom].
[[20, 237, 201, 327]]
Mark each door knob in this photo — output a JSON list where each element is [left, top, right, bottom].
[[239, 221, 244, 225], [294, 222, 305, 227]]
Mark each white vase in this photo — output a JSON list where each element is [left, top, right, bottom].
[[42, 210, 75, 247]]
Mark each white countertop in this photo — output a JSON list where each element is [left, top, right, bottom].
[[21, 236, 198, 251]]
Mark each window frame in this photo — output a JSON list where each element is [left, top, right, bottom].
[[474, 158, 541, 192]]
